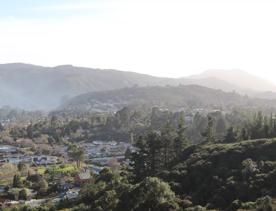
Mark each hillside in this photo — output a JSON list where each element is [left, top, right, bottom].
[[1, 63, 276, 110], [163, 139, 276, 209], [0, 63, 174, 110], [59, 85, 276, 113]]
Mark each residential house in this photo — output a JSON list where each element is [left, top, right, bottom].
[[75, 169, 92, 185]]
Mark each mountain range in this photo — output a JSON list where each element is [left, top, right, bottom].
[[0, 63, 275, 110]]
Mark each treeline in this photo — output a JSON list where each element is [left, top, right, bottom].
[[8, 115, 92, 143], [222, 111, 276, 143], [7, 108, 276, 147]]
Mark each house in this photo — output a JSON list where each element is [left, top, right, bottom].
[[57, 183, 73, 192], [24, 199, 46, 208], [63, 189, 80, 200], [89, 165, 104, 175], [52, 197, 62, 204], [0, 145, 17, 154], [75, 169, 92, 185], [32, 156, 58, 165]]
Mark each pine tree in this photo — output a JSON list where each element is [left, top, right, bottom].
[[147, 131, 162, 176], [161, 122, 176, 168], [13, 174, 22, 188], [174, 115, 190, 159], [130, 136, 149, 182], [202, 116, 215, 143]]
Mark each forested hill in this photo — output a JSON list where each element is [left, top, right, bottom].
[[163, 139, 276, 209], [59, 85, 276, 113]]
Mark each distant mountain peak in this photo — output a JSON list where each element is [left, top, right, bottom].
[[189, 69, 276, 92], [204, 68, 246, 73]]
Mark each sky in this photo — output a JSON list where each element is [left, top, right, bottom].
[[1, 0, 276, 83]]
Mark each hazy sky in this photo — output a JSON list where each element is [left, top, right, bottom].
[[1, 0, 276, 83]]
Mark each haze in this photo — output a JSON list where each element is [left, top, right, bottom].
[[0, 0, 276, 83]]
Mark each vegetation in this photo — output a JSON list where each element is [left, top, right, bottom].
[[130, 117, 189, 182], [18, 189, 27, 200], [3, 108, 276, 210], [67, 144, 85, 169], [12, 175, 22, 188]]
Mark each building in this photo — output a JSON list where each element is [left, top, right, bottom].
[[75, 169, 92, 185]]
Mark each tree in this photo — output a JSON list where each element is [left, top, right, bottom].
[[216, 117, 227, 140], [28, 174, 48, 194], [174, 115, 190, 159], [131, 131, 163, 181], [17, 162, 27, 172], [128, 177, 179, 211], [238, 127, 249, 141], [80, 181, 106, 204], [125, 147, 132, 160], [224, 127, 237, 143], [94, 190, 119, 211], [37, 179, 48, 194], [13, 174, 22, 188], [161, 122, 176, 168], [130, 136, 149, 182], [201, 116, 215, 143], [79, 168, 131, 211], [147, 131, 162, 176], [251, 111, 264, 139], [18, 189, 28, 200], [68, 144, 85, 168]]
